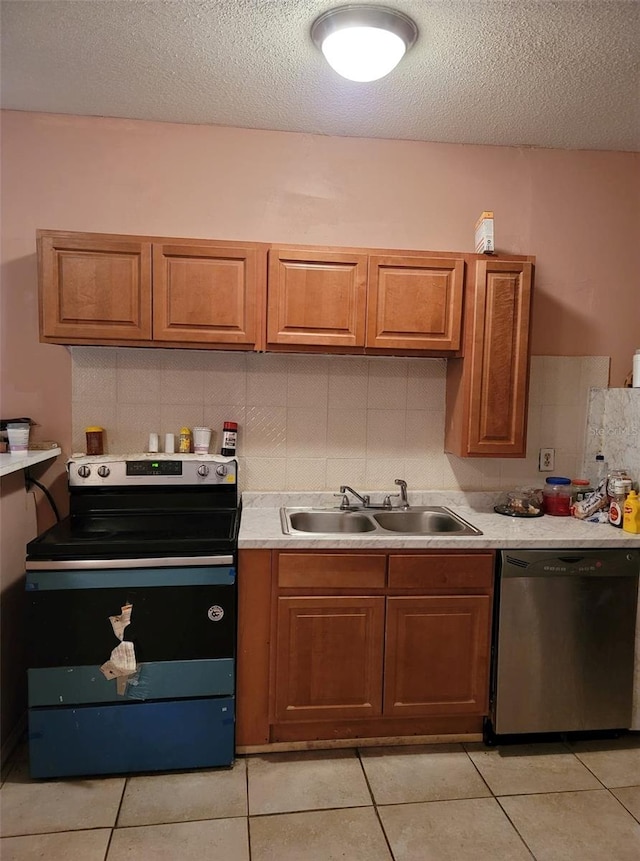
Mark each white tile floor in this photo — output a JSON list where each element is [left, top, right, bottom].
[[1, 736, 639, 860]]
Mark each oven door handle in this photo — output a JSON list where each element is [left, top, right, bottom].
[[25, 555, 234, 571]]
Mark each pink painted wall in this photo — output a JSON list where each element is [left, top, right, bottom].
[[0, 109, 638, 747]]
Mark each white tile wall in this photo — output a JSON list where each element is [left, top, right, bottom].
[[71, 350, 610, 492]]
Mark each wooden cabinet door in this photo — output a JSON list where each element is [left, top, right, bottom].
[[267, 247, 368, 348], [153, 243, 265, 348], [274, 596, 385, 722], [445, 258, 533, 457], [367, 256, 464, 351], [383, 595, 491, 717], [38, 232, 152, 342], [467, 259, 532, 455]]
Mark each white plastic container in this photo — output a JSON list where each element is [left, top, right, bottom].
[[633, 349, 640, 387], [7, 422, 30, 454]]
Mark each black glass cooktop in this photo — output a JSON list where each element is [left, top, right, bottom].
[[26, 510, 240, 560]]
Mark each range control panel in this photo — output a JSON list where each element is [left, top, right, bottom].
[[68, 456, 237, 487]]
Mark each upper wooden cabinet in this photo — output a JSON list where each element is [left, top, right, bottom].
[[367, 255, 464, 351], [38, 231, 267, 350], [38, 233, 152, 342], [267, 247, 368, 349], [267, 246, 464, 353], [153, 242, 264, 346], [445, 258, 533, 457]]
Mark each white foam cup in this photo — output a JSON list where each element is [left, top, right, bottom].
[[192, 427, 212, 454]]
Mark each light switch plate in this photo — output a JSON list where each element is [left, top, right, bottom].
[[539, 448, 555, 471]]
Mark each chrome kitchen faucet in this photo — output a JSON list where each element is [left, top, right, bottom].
[[336, 480, 410, 510]]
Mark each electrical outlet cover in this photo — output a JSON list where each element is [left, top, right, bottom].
[[539, 448, 555, 471]]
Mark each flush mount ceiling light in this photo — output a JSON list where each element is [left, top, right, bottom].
[[311, 4, 418, 83]]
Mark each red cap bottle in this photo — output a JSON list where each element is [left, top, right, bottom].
[[221, 421, 237, 456]]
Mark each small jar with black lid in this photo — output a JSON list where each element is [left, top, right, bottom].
[[542, 476, 573, 516]]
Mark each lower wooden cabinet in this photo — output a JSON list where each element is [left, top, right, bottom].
[[274, 596, 384, 722], [383, 595, 491, 718], [236, 549, 495, 748]]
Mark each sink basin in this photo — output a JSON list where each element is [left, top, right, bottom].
[[280, 506, 482, 536], [286, 511, 377, 534], [372, 510, 476, 534]]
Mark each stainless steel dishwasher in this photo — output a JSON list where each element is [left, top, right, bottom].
[[488, 549, 639, 738]]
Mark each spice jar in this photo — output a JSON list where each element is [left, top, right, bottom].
[[221, 421, 237, 457], [571, 479, 593, 502], [542, 476, 572, 516], [85, 426, 104, 455]]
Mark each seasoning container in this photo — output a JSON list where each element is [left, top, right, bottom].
[[221, 421, 237, 457], [542, 476, 573, 516], [609, 477, 633, 528], [623, 490, 640, 533], [571, 479, 593, 502], [85, 426, 104, 455], [178, 427, 192, 453]]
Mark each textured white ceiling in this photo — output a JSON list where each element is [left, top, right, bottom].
[[1, 0, 639, 151]]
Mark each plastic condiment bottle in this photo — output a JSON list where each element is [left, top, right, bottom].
[[178, 427, 192, 453], [609, 478, 632, 528], [623, 490, 640, 533]]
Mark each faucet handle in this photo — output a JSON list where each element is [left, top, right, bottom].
[[334, 492, 350, 510], [383, 493, 400, 509]]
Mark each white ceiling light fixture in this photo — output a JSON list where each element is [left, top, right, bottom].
[[311, 4, 418, 83]]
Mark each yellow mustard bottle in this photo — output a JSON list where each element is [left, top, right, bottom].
[[622, 490, 640, 534]]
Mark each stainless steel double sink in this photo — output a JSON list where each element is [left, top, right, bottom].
[[280, 506, 482, 536]]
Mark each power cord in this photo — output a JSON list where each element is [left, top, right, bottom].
[[24, 467, 62, 523]]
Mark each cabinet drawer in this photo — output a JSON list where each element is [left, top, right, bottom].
[[388, 554, 494, 590], [277, 554, 386, 589]]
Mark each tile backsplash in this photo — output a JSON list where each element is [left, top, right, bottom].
[[71, 349, 609, 492]]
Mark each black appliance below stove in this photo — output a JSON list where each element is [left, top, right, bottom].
[[25, 456, 240, 779]]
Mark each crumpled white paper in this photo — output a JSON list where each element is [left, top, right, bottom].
[[100, 603, 137, 694]]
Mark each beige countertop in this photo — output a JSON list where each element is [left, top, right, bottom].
[[238, 491, 640, 550]]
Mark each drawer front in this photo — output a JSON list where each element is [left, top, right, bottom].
[[388, 554, 494, 590], [29, 658, 235, 706], [278, 553, 386, 589], [28, 697, 234, 778]]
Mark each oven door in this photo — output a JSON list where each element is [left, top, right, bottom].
[[26, 556, 236, 671]]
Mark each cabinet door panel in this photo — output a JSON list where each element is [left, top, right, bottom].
[[153, 243, 264, 347], [367, 256, 464, 350], [384, 595, 491, 717], [274, 596, 384, 722], [39, 234, 152, 341], [267, 248, 368, 348], [468, 260, 532, 455]]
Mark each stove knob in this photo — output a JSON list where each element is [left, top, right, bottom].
[[77, 465, 91, 478], [197, 465, 210, 477], [215, 465, 228, 477], [97, 465, 111, 478]]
